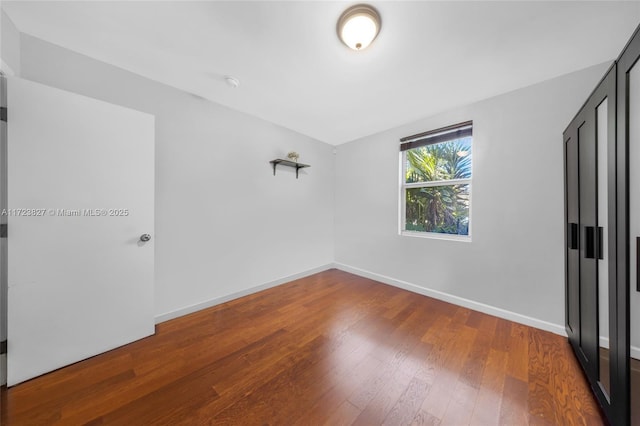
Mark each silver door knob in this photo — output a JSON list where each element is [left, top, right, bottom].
[[140, 234, 151, 242]]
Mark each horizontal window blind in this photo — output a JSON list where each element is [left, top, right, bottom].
[[400, 120, 472, 151]]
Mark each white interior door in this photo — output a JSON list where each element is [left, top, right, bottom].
[[6, 77, 155, 386]]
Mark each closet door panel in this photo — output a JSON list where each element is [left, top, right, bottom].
[[565, 130, 580, 344], [614, 24, 640, 426], [629, 60, 640, 426], [578, 119, 599, 378], [597, 98, 611, 397], [594, 67, 617, 415], [565, 65, 616, 424], [620, 36, 640, 425]]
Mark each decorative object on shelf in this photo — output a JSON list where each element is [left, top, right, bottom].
[[287, 151, 300, 162], [269, 158, 310, 179]]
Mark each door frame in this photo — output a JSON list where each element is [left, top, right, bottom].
[[0, 73, 7, 388], [597, 63, 620, 426], [614, 23, 640, 426]]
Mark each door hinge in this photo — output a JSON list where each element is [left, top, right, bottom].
[[0, 107, 6, 122], [0, 224, 6, 238], [0, 340, 6, 355]]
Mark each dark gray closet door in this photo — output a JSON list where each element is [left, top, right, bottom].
[[617, 24, 640, 426], [579, 116, 600, 377], [564, 110, 599, 379], [564, 64, 617, 425], [565, 127, 580, 346]]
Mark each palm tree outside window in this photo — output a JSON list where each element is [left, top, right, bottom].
[[400, 121, 472, 238]]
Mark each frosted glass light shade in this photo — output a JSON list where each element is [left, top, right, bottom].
[[337, 5, 381, 51]]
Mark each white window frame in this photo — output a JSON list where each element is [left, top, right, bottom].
[[398, 125, 473, 242]]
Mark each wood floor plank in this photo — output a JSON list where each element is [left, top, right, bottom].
[[407, 341, 436, 386], [411, 409, 442, 426], [321, 400, 361, 426], [418, 323, 478, 420], [347, 351, 401, 411], [468, 348, 507, 426], [297, 353, 382, 425], [209, 335, 332, 425], [529, 329, 604, 426], [507, 323, 530, 382], [383, 377, 430, 426], [439, 380, 479, 425], [459, 323, 493, 389], [492, 318, 513, 352], [499, 375, 530, 425], [351, 369, 414, 426], [86, 365, 220, 426], [2, 269, 604, 425]]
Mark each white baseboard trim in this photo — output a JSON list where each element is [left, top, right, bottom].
[[154, 263, 335, 324], [334, 262, 567, 337]]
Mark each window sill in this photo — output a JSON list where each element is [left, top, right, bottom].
[[400, 230, 472, 242]]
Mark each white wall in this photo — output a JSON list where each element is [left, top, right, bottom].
[[1, 10, 20, 75], [18, 34, 335, 320], [10, 31, 616, 336], [334, 62, 610, 333]]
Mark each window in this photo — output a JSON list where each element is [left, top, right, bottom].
[[400, 121, 472, 239]]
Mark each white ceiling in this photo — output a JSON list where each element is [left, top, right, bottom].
[[3, 1, 640, 145]]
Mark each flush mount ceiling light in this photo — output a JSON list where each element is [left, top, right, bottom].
[[337, 4, 381, 51]]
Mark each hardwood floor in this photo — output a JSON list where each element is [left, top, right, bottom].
[[1, 269, 603, 425]]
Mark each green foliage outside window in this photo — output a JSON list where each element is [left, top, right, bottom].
[[404, 137, 471, 235]]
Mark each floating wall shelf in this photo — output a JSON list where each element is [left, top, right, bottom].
[[269, 159, 310, 179]]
